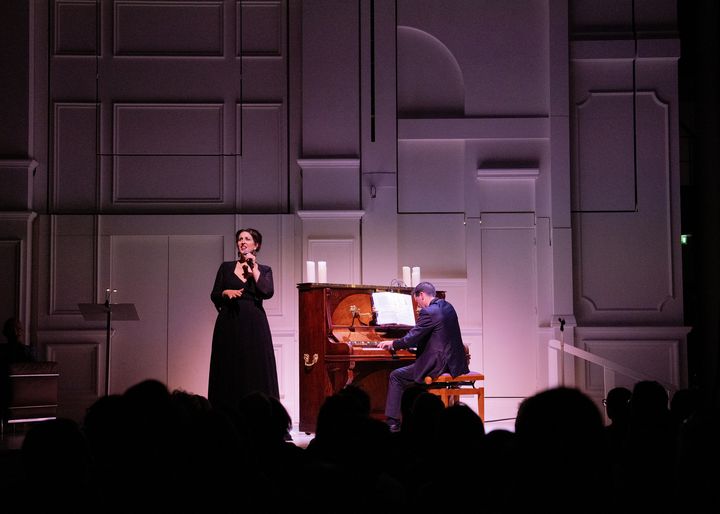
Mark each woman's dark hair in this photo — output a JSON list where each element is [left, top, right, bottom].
[[236, 228, 262, 252]]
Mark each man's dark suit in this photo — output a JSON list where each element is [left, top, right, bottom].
[[385, 297, 468, 420]]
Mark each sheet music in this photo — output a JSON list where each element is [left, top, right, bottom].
[[371, 291, 416, 326]]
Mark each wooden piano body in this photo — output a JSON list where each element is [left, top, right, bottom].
[[298, 283, 419, 433]]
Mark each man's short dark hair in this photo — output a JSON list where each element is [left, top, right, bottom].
[[413, 282, 436, 297]]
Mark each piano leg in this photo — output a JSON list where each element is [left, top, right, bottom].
[[327, 362, 351, 393], [325, 361, 409, 421]]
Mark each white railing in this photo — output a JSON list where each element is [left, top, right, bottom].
[[548, 339, 678, 400]]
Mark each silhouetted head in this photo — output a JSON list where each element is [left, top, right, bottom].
[[337, 384, 371, 418], [437, 403, 485, 454], [316, 388, 371, 440], [83, 393, 130, 452], [123, 379, 174, 431], [400, 383, 427, 422], [630, 380, 669, 421], [235, 391, 290, 444], [515, 387, 605, 460], [22, 418, 90, 487], [124, 378, 171, 405], [670, 387, 700, 424], [514, 387, 606, 511], [171, 388, 212, 417], [604, 386, 632, 424], [408, 391, 445, 432]]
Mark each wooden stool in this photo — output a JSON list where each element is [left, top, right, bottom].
[[424, 372, 485, 420]]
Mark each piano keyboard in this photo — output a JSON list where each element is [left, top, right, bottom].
[[349, 340, 380, 347]]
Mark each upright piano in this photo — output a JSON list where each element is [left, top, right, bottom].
[[298, 283, 420, 433]]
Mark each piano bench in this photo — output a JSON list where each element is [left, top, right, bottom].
[[424, 372, 485, 421]]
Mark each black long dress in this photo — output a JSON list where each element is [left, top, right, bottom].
[[208, 261, 279, 411]]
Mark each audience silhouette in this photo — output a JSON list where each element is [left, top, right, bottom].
[[602, 385, 632, 509], [605, 385, 632, 430], [619, 380, 677, 512], [515, 386, 606, 513], [19, 417, 92, 512], [1, 379, 717, 513], [670, 386, 700, 426]]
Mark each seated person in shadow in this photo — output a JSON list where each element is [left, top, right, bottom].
[[1, 317, 34, 362]]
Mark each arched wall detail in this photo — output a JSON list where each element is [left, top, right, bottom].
[[396, 25, 465, 117]]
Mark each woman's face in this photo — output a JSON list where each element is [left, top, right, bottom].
[[237, 231, 258, 255]]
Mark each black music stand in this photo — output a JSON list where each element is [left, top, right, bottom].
[[79, 298, 139, 396]]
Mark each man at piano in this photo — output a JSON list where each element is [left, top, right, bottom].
[[378, 281, 469, 431]]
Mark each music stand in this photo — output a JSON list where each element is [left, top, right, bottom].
[[79, 297, 139, 396]]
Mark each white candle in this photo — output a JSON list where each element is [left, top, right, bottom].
[[306, 261, 316, 282], [411, 266, 421, 287], [317, 261, 327, 283], [402, 266, 411, 287]]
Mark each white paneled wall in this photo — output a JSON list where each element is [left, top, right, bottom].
[[474, 217, 539, 400], [0, 0, 689, 427]]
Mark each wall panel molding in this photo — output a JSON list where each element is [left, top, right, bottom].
[[45, 342, 101, 396], [114, 1, 224, 57], [0, 159, 37, 210], [575, 89, 676, 319], [398, 117, 550, 140], [111, 103, 226, 204], [477, 167, 540, 180], [239, 1, 283, 57], [307, 238, 356, 285], [575, 325, 691, 392], [574, 91, 635, 212], [296, 210, 365, 221], [53, 0, 98, 56], [570, 38, 681, 61], [48, 215, 98, 315], [239, 103, 286, 211], [52, 103, 99, 210], [298, 159, 361, 210], [37, 329, 107, 422], [113, 103, 224, 155], [272, 331, 297, 420]]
